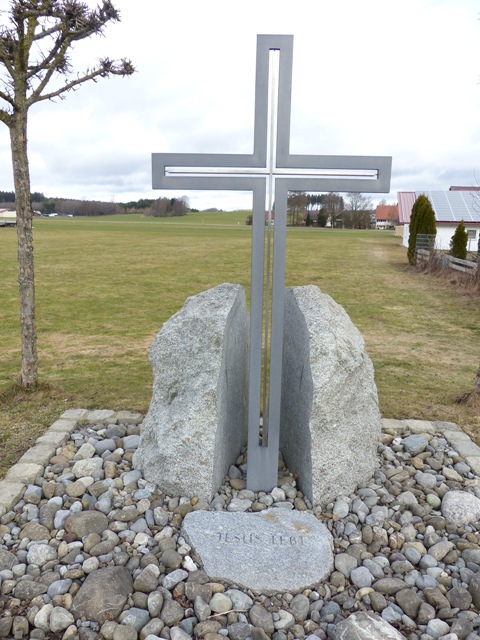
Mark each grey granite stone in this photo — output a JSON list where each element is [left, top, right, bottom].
[[0, 548, 21, 570], [134, 283, 248, 501], [71, 458, 103, 478], [280, 286, 380, 505], [182, 509, 333, 594], [334, 611, 406, 639], [71, 566, 133, 624], [441, 490, 480, 526], [403, 435, 429, 456]]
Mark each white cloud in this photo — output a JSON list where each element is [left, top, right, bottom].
[[1, 0, 480, 209]]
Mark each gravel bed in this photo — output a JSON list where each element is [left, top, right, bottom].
[[1, 412, 480, 640]]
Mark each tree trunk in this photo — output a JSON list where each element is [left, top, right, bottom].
[[10, 109, 38, 389]]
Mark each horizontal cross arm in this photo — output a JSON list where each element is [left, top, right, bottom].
[[278, 175, 389, 195], [278, 153, 391, 171], [152, 151, 266, 188], [278, 154, 392, 192]]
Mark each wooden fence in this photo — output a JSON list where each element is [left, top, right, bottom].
[[417, 249, 478, 274]]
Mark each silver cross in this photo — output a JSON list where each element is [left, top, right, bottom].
[[152, 34, 391, 492]]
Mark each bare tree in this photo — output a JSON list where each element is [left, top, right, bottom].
[[342, 192, 373, 229], [149, 196, 190, 217], [0, 0, 134, 388], [287, 191, 308, 226]]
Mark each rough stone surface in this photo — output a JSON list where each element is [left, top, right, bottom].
[[280, 285, 381, 504], [334, 611, 406, 639], [181, 508, 333, 593], [441, 490, 480, 526], [26, 542, 57, 566], [64, 511, 109, 538], [71, 566, 133, 624], [133, 283, 248, 501]]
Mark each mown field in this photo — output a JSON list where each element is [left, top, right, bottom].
[[1, 212, 479, 478]]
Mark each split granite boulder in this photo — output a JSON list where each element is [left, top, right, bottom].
[[133, 283, 249, 501], [280, 285, 381, 505]]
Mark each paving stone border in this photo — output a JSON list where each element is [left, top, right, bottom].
[[0, 410, 143, 514], [1, 412, 478, 515]]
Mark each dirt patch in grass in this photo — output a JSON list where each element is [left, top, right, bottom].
[[40, 333, 155, 360]]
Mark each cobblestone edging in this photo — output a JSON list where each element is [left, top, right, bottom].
[[1, 412, 479, 514], [0, 410, 143, 515]]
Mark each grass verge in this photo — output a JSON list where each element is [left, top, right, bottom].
[[1, 215, 479, 478]]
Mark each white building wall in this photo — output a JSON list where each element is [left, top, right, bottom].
[[402, 224, 479, 251]]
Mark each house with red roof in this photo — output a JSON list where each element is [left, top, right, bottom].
[[375, 204, 398, 230]]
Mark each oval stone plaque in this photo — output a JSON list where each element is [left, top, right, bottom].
[[181, 509, 334, 594]]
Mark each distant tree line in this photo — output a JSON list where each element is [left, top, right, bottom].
[[45, 200, 122, 216], [0, 190, 45, 204], [0, 192, 192, 217]]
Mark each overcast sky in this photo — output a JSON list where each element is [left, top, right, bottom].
[[1, 0, 480, 210]]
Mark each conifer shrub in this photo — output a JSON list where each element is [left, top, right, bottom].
[[449, 221, 468, 260], [407, 200, 420, 265], [407, 195, 437, 265]]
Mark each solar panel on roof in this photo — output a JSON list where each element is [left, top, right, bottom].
[[460, 192, 479, 222], [415, 190, 480, 223]]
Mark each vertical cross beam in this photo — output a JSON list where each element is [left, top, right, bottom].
[[152, 34, 391, 493]]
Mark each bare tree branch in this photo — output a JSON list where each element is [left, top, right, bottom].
[[26, 35, 68, 79], [28, 58, 133, 105], [0, 33, 17, 77], [0, 87, 15, 107], [27, 37, 75, 98], [32, 22, 63, 41], [0, 107, 13, 125]]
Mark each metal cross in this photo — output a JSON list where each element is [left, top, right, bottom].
[[152, 34, 391, 492]]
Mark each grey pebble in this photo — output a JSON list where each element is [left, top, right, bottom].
[[162, 569, 189, 590]]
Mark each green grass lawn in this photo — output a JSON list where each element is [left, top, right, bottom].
[[1, 213, 479, 477]]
